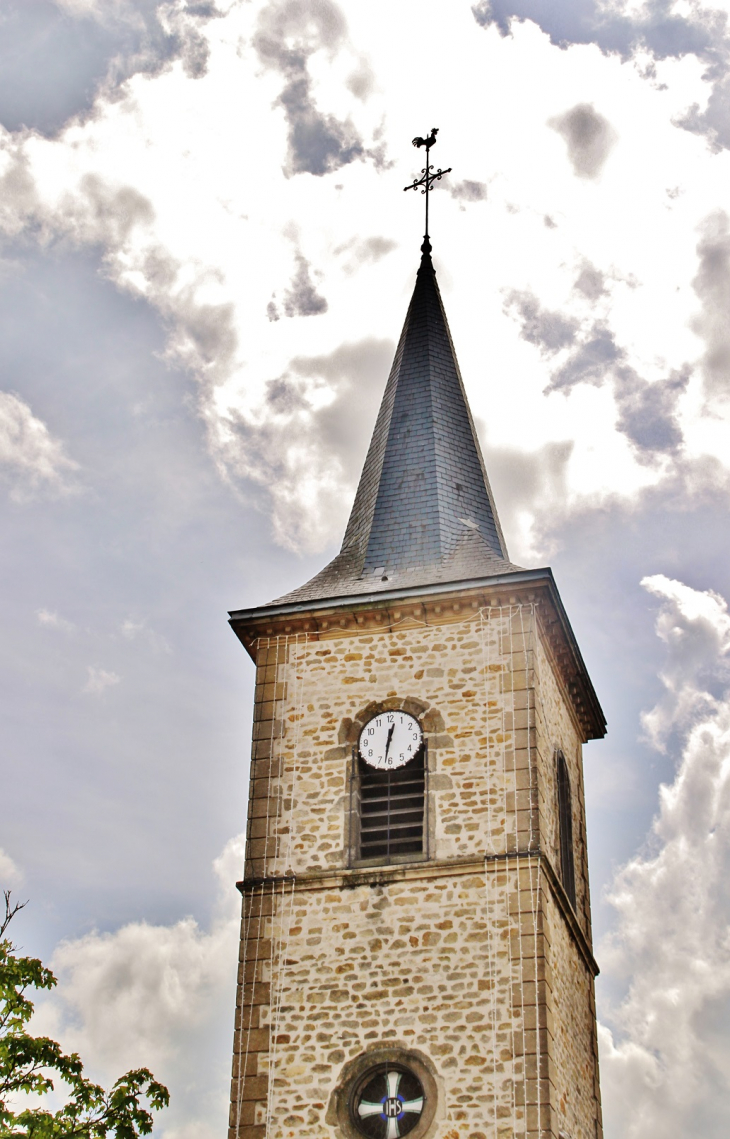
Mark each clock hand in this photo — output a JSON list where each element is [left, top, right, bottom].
[[385, 723, 395, 760]]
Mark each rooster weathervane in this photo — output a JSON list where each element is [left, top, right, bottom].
[[404, 128, 452, 251]]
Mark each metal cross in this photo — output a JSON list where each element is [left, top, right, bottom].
[[404, 128, 452, 250]]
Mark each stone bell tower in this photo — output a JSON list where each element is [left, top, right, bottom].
[[227, 232, 606, 1139]]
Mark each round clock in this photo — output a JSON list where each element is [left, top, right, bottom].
[[358, 711, 423, 771]]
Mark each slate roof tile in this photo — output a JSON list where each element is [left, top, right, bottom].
[[271, 246, 522, 606]]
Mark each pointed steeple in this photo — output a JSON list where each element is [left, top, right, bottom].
[[272, 244, 521, 606]]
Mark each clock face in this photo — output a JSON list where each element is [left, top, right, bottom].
[[358, 712, 423, 771]]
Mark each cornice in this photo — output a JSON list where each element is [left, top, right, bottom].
[[229, 568, 606, 741]]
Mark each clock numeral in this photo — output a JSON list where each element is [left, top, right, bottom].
[[367, 727, 374, 736]]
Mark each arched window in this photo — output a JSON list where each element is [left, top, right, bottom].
[[353, 745, 427, 863], [556, 750, 576, 909]]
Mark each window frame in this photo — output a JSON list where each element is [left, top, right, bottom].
[[556, 749, 577, 910], [348, 738, 430, 867]]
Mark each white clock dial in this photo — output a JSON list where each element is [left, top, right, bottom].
[[358, 711, 423, 770]]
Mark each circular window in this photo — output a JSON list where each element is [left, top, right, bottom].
[[351, 1064, 425, 1138]]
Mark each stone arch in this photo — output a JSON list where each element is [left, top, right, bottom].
[[338, 697, 449, 867]]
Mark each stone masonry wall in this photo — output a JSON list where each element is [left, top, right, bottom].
[[544, 889, 602, 1139], [532, 629, 591, 941], [230, 602, 600, 1139], [533, 626, 602, 1139], [244, 607, 534, 882]]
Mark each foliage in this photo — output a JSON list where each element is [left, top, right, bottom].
[[0, 893, 169, 1137]]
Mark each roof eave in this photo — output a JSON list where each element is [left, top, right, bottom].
[[228, 566, 606, 742]]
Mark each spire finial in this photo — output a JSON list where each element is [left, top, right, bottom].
[[404, 128, 452, 250]]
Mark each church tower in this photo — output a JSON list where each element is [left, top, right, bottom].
[[228, 172, 605, 1139]]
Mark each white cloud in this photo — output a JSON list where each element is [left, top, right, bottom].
[[82, 665, 122, 695], [0, 847, 23, 888], [0, 392, 79, 502], [32, 834, 244, 1138], [1, 2, 729, 555], [120, 617, 171, 653], [599, 575, 730, 1138], [640, 573, 730, 748], [37, 609, 76, 633]]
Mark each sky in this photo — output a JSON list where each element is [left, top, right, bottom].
[[2, 0, 730, 1135]]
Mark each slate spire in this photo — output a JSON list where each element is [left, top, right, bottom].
[[272, 244, 520, 606]]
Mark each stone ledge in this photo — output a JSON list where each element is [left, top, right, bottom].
[[236, 847, 599, 978]]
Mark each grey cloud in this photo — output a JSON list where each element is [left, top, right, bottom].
[[255, 0, 365, 177], [178, 300, 238, 372], [549, 103, 617, 179], [282, 252, 328, 317], [0, 1, 217, 136], [356, 236, 397, 262], [335, 235, 397, 273], [223, 338, 393, 551], [449, 180, 488, 202], [346, 59, 375, 100], [473, 1, 730, 153], [552, 325, 688, 457], [574, 262, 607, 300], [265, 376, 309, 413], [73, 174, 156, 246], [550, 321, 622, 387], [615, 366, 689, 455], [692, 211, 730, 398], [505, 289, 580, 353], [485, 439, 574, 550], [677, 73, 730, 152], [507, 291, 687, 457], [473, 0, 721, 61], [289, 338, 393, 482]]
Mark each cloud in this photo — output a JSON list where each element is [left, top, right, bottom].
[[549, 102, 617, 179], [254, 0, 366, 177], [120, 617, 171, 653], [32, 834, 244, 1138], [573, 261, 607, 301], [83, 665, 122, 695], [599, 575, 730, 1138], [0, 847, 23, 888], [335, 235, 398, 273], [504, 289, 579, 353], [282, 251, 328, 317], [484, 439, 574, 562], [223, 337, 392, 552], [0, 391, 79, 501], [37, 609, 76, 633], [0, 0, 218, 137], [506, 291, 689, 459], [639, 573, 730, 749], [548, 320, 621, 386], [449, 179, 488, 203], [473, 0, 730, 152], [692, 210, 730, 399], [614, 366, 689, 455], [345, 57, 375, 100]]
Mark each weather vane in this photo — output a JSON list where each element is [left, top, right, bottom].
[[404, 128, 452, 251]]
